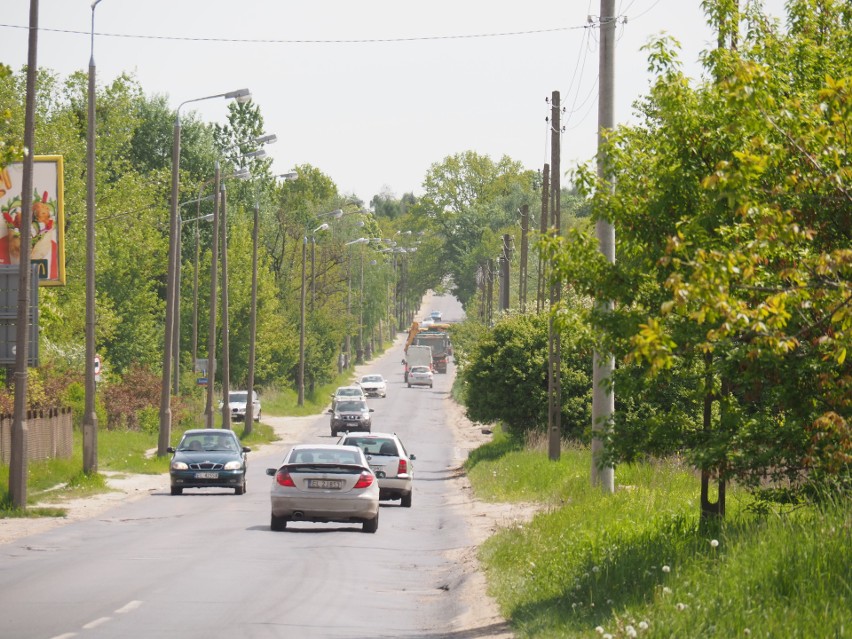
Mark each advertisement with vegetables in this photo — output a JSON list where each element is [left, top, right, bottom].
[[0, 155, 66, 285]]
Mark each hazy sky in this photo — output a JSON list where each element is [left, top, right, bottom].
[[2, 1, 786, 204]]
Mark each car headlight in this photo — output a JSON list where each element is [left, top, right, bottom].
[[171, 461, 188, 470], [223, 461, 243, 470]]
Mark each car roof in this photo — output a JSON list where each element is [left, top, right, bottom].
[[291, 443, 361, 451], [341, 431, 399, 440], [182, 428, 239, 437]]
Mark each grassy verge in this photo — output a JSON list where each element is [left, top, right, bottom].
[[470, 428, 852, 638]]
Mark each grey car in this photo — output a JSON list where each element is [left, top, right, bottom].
[[266, 444, 380, 533], [328, 399, 374, 436]]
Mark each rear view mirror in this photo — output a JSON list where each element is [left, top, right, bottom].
[[265, 468, 276, 476]]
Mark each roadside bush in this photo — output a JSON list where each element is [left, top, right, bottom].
[[101, 364, 162, 430]]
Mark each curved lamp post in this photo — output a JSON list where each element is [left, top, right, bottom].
[[158, 87, 251, 457]]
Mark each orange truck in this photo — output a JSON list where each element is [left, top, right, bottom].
[[403, 321, 452, 374]]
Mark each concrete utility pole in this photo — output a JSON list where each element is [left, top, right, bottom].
[[220, 184, 231, 429], [547, 91, 562, 462], [9, 0, 39, 509], [204, 163, 221, 428], [519, 205, 529, 312], [537, 164, 549, 313], [84, 0, 104, 474], [591, 0, 616, 492], [500, 234, 512, 311]]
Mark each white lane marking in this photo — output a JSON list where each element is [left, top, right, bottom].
[[82, 617, 111, 629], [115, 600, 143, 614], [48, 634, 77, 639]]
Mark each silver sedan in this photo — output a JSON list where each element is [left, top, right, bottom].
[[266, 444, 380, 533]]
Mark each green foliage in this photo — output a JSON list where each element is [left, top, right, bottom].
[[458, 308, 593, 440], [546, 2, 852, 498], [420, 151, 539, 306]]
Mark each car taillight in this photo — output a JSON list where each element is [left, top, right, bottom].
[[276, 471, 295, 487], [353, 471, 374, 489], [397, 459, 408, 474]]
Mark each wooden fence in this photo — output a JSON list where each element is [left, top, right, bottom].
[[0, 408, 73, 464]]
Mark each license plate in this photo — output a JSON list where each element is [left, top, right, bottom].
[[195, 472, 219, 479], [308, 479, 343, 489], [346, 422, 358, 427]]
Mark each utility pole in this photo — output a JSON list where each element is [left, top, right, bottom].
[[547, 90, 562, 462], [219, 184, 231, 429], [537, 164, 549, 313], [592, 0, 616, 492], [10, 0, 39, 509], [204, 163, 220, 428], [519, 205, 529, 312], [84, 0, 103, 475], [500, 234, 512, 311]]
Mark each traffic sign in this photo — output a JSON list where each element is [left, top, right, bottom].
[[94, 355, 101, 375], [197, 377, 208, 386]]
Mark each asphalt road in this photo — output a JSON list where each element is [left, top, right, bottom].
[[0, 293, 484, 639]]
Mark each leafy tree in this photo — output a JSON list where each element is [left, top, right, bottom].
[[419, 151, 538, 306], [544, 0, 852, 506]]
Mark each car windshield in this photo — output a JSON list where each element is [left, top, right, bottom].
[[336, 388, 362, 396], [411, 366, 429, 373], [361, 376, 382, 383], [336, 401, 367, 412], [229, 392, 247, 403], [179, 435, 238, 452]]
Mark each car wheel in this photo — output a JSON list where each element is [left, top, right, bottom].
[[401, 492, 412, 508], [255, 411, 261, 422], [407, 383, 411, 388], [170, 486, 182, 496], [362, 510, 379, 533], [270, 514, 287, 531], [235, 480, 246, 495], [429, 384, 433, 388], [331, 428, 337, 437]]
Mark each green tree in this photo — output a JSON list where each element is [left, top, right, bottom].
[[545, 0, 852, 505], [419, 151, 538, 306]]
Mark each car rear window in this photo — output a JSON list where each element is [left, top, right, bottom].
[[344, 437, 397, 456], [290, 448, 361, 464]]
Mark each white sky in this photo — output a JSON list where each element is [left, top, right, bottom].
[[2, 1, 786, 204]]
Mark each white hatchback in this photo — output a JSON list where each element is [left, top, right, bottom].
[[407, 365, 433, 388], [337, 432, 414, 507], [359, 374, 387, 398]]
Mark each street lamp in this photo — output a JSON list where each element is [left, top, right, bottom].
[[245, 170, 298, 428], [159, 87, 251, 457], [84, 0, 106, 475]]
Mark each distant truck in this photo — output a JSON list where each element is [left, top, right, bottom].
[[403, 345, 432, 383], [404, 321, 452, 374], [412, 329, 451, 373]]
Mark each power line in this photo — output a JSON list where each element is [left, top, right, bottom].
[[0, 21, 593, 45]]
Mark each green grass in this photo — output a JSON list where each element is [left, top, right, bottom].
[[470, 429, 852, 638], [260, 371, 363, 417]]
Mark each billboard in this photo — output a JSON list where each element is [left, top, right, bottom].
[[0, 156, 66, 286]]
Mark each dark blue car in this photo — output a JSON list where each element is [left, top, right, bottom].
[[167, 429, 250, 495]]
